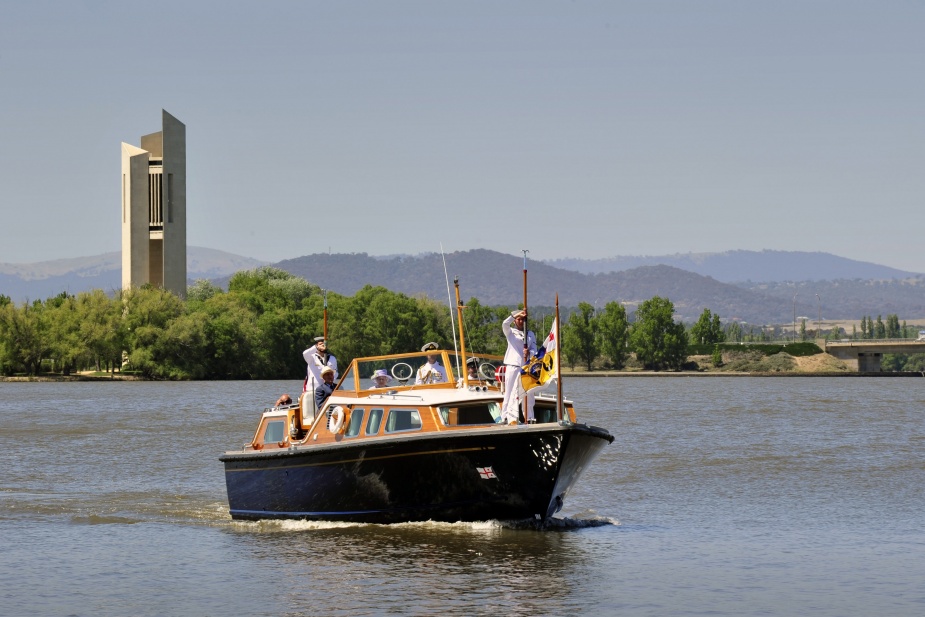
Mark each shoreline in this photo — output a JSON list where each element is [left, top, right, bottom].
[[3, 371, 924, 382], [564, 371, 925, 377]]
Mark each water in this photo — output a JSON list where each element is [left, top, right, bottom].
[[2, 377, 923, 616]]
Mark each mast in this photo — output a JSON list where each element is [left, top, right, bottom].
[[556, 294, 565, 423], [442, 246, 460, 376], [323, 289, 328, 341], [454, 277, 469, 387], [522, 249, 529, 363]]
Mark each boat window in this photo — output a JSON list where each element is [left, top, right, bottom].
[[533, 404, 558, 424], [345, 408, 364, 437], [263, 420, 285, 443], [385, 408, 422, 433], [366, 408, 384, 435], [438, 402, 501, 426]]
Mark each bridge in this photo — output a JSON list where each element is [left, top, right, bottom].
[[824, 340, 925, 371]]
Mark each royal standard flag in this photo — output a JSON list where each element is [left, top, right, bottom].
[[521, 318, 557, 392]]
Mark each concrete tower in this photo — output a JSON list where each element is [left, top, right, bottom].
[[121, 110, 187, 298]]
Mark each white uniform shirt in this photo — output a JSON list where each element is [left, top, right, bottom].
[[502, 314, 537, 366], [303, 344, 338, 392], [415, 360, 447, 384]]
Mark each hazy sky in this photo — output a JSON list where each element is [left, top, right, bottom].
[[2, 1, 924, 272]]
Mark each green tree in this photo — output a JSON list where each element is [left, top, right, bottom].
[[875, 315, 886, 339], [562, 302, 598, 371], [75, 289, 125, 374], [711, 345, 723, 367], [885, 314, 901, 339], [44, 292, 82, 374], [800, 319, 807, 342], [629, 296, 687, 371], [690, 308, 725, 345], [122, 287, 186, 377], [0, 301, 50, 375], [458, 297, 507, 357], [725, 321, 743, 343], [597, 301, 629, 369], [187, 279, 223, 303]]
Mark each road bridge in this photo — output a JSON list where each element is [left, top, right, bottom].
[[824, 340, 925, 371]]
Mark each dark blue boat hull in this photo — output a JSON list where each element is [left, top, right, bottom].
[[220, 424, 613, 523]]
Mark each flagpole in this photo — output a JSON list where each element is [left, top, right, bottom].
[[323, 289, 328, 341], [556, 294, 564, 423], [522, 248, 529, 356], [454, 277, 470, 387]]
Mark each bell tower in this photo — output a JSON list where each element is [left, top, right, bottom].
[[121, 110, 187, 298]]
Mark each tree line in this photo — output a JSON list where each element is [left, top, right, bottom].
[[3, 267, 923, 377]]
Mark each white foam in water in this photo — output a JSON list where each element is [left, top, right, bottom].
[[227, 515, 617, 532]]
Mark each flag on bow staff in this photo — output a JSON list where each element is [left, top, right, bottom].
[[521, 318, 558, 393]]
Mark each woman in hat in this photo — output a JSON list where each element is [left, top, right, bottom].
[[371, 368, 392, 389]]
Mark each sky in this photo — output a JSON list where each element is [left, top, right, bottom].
[[2, 1, 924, 272]]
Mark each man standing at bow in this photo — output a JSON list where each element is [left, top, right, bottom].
[[501, 310, 537, 425], [303, 336, 338, 394]]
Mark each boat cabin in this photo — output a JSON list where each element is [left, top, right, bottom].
[[243, 349, 574, 452]]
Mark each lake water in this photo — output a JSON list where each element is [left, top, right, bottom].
[[1, 377, 923, 616]]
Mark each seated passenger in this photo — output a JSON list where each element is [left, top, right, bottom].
[[314, 366, 336, 409], [416, 342, 448, 384], [371, 368, 392, 389], [275, 393, 292, 407], [457, 357, 481, 386]]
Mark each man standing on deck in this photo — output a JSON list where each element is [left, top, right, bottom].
[[501, 310, 537, 425], [303, 337, 338, 394]]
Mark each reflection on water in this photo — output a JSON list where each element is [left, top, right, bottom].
[[224, 519, 604, 616], [2, 378, 925, 616]]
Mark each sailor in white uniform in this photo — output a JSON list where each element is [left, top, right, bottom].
[[501, 310, 537, 424], [415, 342, 448, 384], [303, 337, 338, 394]]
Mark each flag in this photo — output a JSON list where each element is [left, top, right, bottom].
[[521, 318, 557, 392], [538, 318, 558, 386]]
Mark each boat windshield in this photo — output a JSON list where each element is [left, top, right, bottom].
[[337, 352, 503, 393]]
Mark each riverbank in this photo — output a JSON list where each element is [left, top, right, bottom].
[[0, 372, 144, 382]]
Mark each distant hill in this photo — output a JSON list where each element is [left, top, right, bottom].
[[274, 250, 796, 323], [5, 247, 923, 325], [273, 249, 925, 324], [547, 250, 920, 282], [0, 247, 266, 303], [738, 278, 925, 325]]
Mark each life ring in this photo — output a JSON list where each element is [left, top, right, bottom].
[[481, 362, 500, 381], [328, 406, 346, 434], [391, 362, 413, 383], [494, 364, 506, 382]]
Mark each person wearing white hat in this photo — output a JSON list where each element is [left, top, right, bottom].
[[303, 336, 338, 394], [415, 342, 447, 384], [501, 310, 537, 425], [457, 356, 481, 387], [314, 366, 336, 409], [371, 368, 392, 389]]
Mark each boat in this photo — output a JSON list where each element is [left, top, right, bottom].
[[220, 286, 614, 524]]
